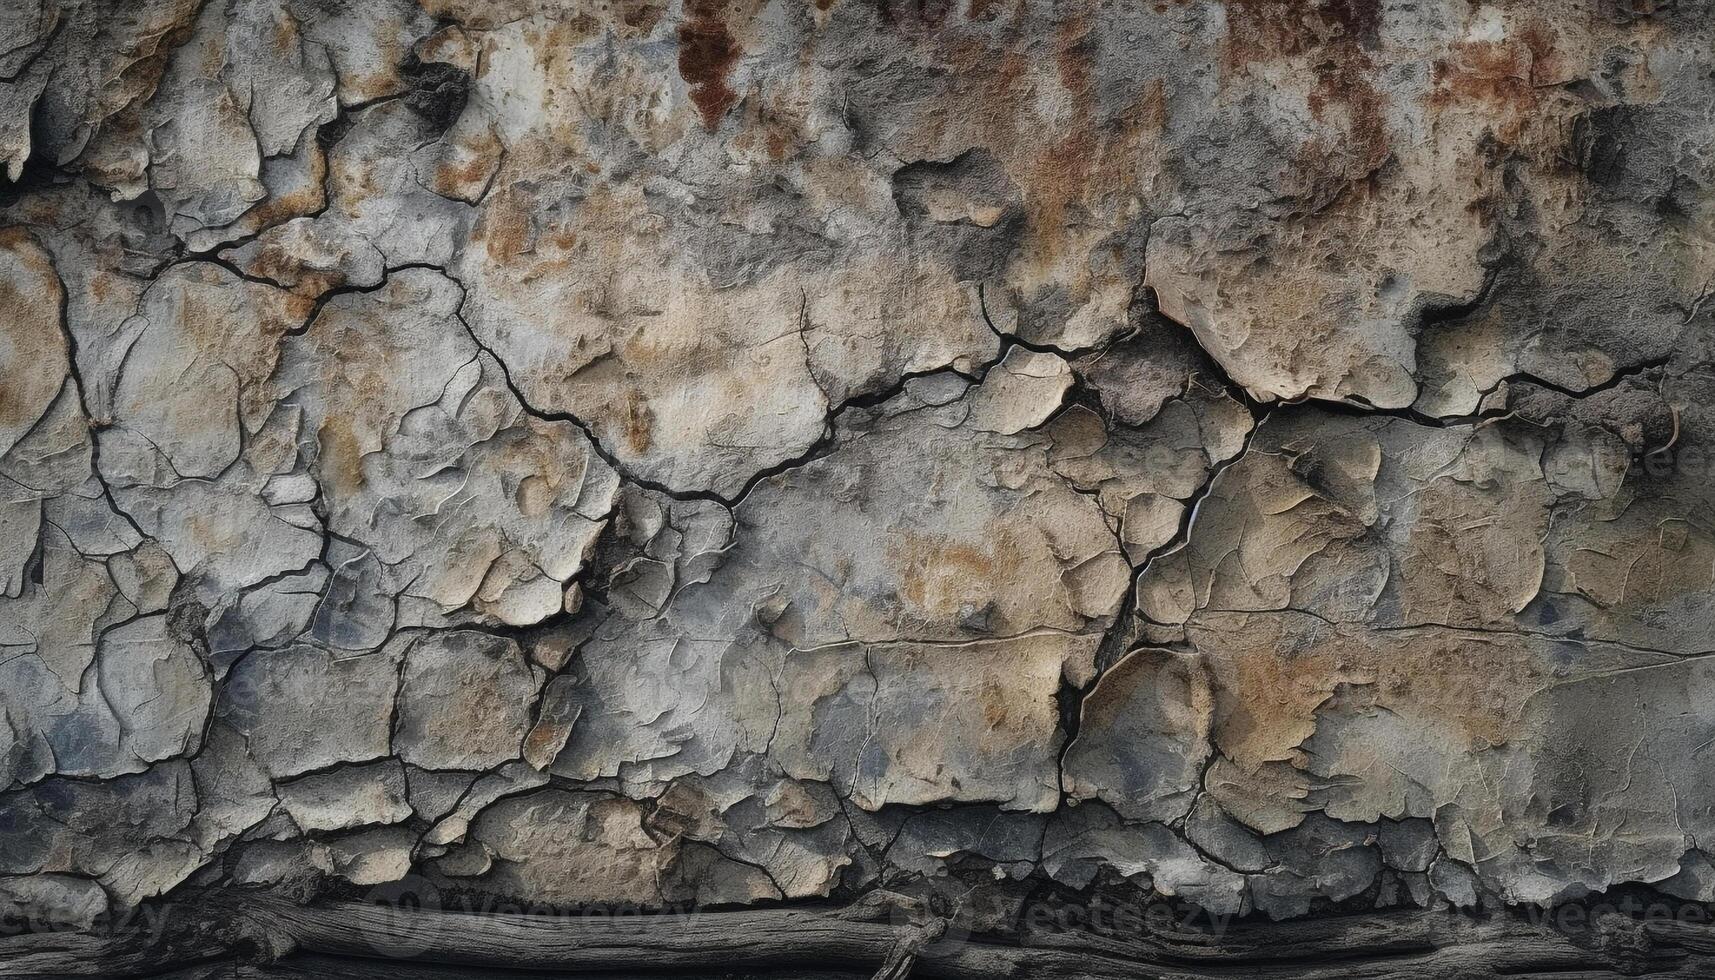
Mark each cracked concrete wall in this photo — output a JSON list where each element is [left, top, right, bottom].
[[2, 0, 1715, 944]]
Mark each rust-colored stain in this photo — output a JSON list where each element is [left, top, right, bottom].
[[620, 0, 666, 33], [1220, 0, 1380, 70], [1319, 0, 1382, 49], [475, 190, 534, 259], [1138, 77, 1169, 133], [980, 674, 1014, 729], [1430, 40, 1537, 110], [620, 389, 655, 453], [678, 0, 742, 130], [433, 127, 502, 198], [523, 719, 569, 765], [1307, 55, 1390, 174], [1207, 620, 1541, 766], [765, 125, 790, 161], [0, 230, 67, 437], [896, 532, 1008, 614], [317, 414, 368, 494]]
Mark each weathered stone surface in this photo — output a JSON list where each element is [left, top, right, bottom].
[[278, 760, 413, 833], [217, 644, 400, 779], [431, 789, 668, 906], [394, 631, 538, 771], [3, 0, 1715, 963], [1062, 647, 1213, 824]]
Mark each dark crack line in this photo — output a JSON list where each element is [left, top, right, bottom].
[[454, 275, 1075, 512]]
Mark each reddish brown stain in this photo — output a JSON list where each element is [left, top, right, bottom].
[[523, 721, 568, 765], [620, 0, 666, 32], [678, 0, 741, 130], [476, 191, 533, 259], [1139, 77, 1169, 132], [437, 152, 492, 194], [766, 125, 791, 161], [1215, 0, 1394, 188], [620, 389, 654, 453], [980, 675, 1013, 729], [1430, 41, 1535, 110], [0, 230, 68, 436], [1221, 0, 1378, 71], [1307, 57, 1389, 173], [1030, 19, 1113, 265], [894, 530, 1027, 617], [1055, 18, 1093, 100], [1319, 0, 1382, 49]]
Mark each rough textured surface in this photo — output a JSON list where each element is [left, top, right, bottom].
[[3, 0, 1715, 973]]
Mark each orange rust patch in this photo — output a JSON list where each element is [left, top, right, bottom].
[[245, 244, 325, 294], [438, 154, 490, 192], [731, 97, 803, 163], [678, 0, 741, 130], [1515, 20, 1559, 84], [226, 148, 328, 254], [896, 532, 1009, 613], [282, 292, 316, 323], [1055, 16, 1093, 101], [1221, 0, 1320, 67]]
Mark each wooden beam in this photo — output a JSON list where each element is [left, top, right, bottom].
[[3, 891, 1713, 979]]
